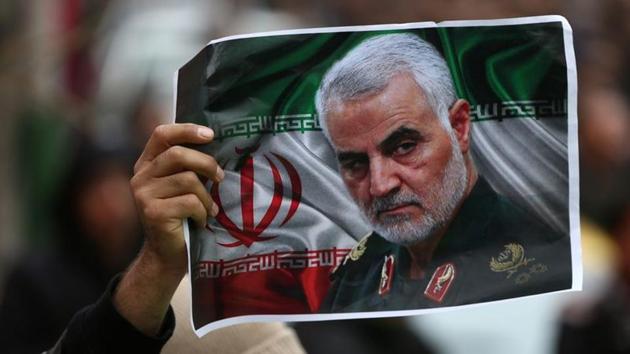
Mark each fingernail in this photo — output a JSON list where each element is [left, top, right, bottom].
[[216, 167, 225, 181], [211, 203, 219, 217], [198, 127, 214, 139]]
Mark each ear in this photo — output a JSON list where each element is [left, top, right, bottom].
[[448, 99, 471, 154]]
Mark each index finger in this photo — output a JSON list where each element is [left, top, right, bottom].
[[135, 123, 215, 173]]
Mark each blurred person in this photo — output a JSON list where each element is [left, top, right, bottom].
[[578, 85, 630, 229], [555, 80, 630, 354], [128, 88, 171, 151], [0, 133, 142, 353], [557, 211, 630, 354], [45, 124, 304, 353]]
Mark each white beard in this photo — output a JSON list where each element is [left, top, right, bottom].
[[358, 133, 468, 246]]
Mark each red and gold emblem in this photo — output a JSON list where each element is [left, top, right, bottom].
[[378, 255, 395, 297], [424, 263, 456, 303]]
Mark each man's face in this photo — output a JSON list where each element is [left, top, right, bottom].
[[327, 74, 468, 245]]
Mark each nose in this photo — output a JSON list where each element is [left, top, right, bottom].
[[368, 156, 401, 198]]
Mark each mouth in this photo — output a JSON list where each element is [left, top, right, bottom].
[[377, 203, 420, 217]]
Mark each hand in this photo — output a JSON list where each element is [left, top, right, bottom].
[[115, 123, 223, 336], [130, 123, 224, 274]]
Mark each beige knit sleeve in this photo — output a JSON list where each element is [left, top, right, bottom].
[[162, 276, 305, 354]]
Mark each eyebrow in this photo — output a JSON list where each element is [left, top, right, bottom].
[[335, 126, 422, 163], [336, 151, 367, 164], [378, 126, 422, 153]]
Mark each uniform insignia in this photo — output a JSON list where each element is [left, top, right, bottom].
[[515, 272, 531, 285], [331, 233, 371, 275], [424, 263, 456, 303], [529, 263, 548, 274], [489, 243, 534, 279], [378, 255, 395, 297], [490, 244, 549, 284], [348, 235, 369, 262]]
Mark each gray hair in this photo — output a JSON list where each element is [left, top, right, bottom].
[[315, 33, 458, 142]]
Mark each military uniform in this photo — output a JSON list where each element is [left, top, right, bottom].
[[320, 178, 572, 313]]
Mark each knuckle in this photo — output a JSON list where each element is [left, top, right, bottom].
[[166, 145, 185, 160], [133, 160, 142, 174], [153, 124, 169, 140], [129, 174, 142, 191], [133, 189, 151, 209], [183, 171, 199, 186], [174, 171, 197, 189], [131, 185, 144, 203], [130, 183, 148, 205], [134, 158, 151, 176], [187, 196, 207, 218], [143, 204, 162, 221], [183, 194, 200, 209]]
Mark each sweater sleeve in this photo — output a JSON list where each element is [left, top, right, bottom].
[[45, 274, 175, 354]]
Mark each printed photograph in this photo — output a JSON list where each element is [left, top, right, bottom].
[[175, 16, 579, 334]]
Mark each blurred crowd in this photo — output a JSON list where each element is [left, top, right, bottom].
[[0, 0, 629, 353]]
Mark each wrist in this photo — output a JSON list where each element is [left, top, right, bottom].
[[136, 246, 188, 280], [113, 249, 185, 336]]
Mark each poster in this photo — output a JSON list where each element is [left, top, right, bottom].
[[174, 15, 580, 336]]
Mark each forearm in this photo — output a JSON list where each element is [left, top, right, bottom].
[[46, 273, 175, 354], [113, 247, 186, 336]]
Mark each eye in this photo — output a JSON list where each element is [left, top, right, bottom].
[[340, 159, 368, 180], [393, 141, 417, 157]]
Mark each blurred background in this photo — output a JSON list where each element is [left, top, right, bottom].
[[0, 1, 629, 353]]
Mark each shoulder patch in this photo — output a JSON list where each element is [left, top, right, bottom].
[[331, 233, 372, 278]]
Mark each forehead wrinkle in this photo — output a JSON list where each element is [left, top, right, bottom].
[[328, 74, 438, 151], [334, 103, 419, 137]]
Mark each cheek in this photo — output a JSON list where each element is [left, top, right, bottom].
[[342, 177, 369, 203], [401, 145, 452, 190], [399, 169, 431, 195]]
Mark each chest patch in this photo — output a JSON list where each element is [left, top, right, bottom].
[[489, 243, 534, 278]]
